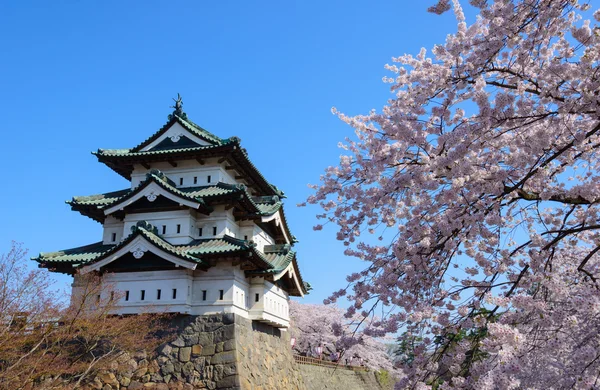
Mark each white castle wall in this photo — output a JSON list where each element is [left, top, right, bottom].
[[74, 262, 290, 327], [130, 159, 238, 189]]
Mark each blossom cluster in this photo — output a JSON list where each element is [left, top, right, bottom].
[[307, 1, 600, 388]]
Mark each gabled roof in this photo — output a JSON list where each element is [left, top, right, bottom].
[[33, 224, 308, 296], [94, 137, 285, 198], [68, 172, 285, 226], [33, 224, 208, 274], [131, 114, 226, 152]]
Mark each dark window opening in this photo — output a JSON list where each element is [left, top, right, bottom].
[[125, 291, 129, 301], [244, 235, 248, 240], [213, 226, 217, 236], [202, 290, 207, 301], [172, 289, 177, 299], [207, 175, 211, 183], [177, 224, 181, 233], [219, 290, 224, 300], [96, 294, 101, 304], [141, 290, 145, 301], [198, 227, 203, 237], [255, 293, 259, 302], [162, 225, 166, 234], [193, 176, 198, 184], [111, 233, 116, 242], [110, 291, 115, 302], [179, 177, 184, 186], [157, 289, 162, 300]]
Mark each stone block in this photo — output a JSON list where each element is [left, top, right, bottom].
[[193, 357, 206, 372], [179, 347, 191, 362], [215, 342, 224, 353], [223, 339, 236, 351], [216, 375, 239, 388], [128, 381, 144, 390], [222, 363, 237, 376], [182, 362, 194, 379], [200, 345, 216, 356], [211, 351, 236, 365], [171, 337, 185, 347], [197, 332, 214, 346], [161, 362, 175, 376], [192, 344, 203, 356], [158, 344, 172, 356], [183, 334, 199, 345], [119, 376, 131, 387]]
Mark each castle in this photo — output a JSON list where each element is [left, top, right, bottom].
[[34, 96, 309, 329]]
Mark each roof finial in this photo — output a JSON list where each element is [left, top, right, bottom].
[[168, 93, 187, 120]]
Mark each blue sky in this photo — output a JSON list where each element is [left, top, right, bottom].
[[0, 1, 469, 305]]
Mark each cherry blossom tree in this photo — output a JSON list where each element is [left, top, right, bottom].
[[0, 242, 166, 389], [289, 300, 395, 373], [306, 1, 600, 388]]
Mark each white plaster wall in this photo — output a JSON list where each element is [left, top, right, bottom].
[[123, 210, 197, 245], [102, 216, 125, 245], [131, 159, 238, 189], [194, 206, 240, 240], [252, 225, 276, 251], [248, 277, 290, 327]]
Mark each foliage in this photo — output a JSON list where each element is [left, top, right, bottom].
[[289, 300, 396, 373], [306, 1, 600, 388], [0, 242, 166, 389]]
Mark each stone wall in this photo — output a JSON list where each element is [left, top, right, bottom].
[[83, 314, 392, 390], [84, 313, 304, 390], [297, 365, 393, 390]]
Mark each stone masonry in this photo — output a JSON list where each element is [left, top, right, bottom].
[[84, 313, 305, 390]]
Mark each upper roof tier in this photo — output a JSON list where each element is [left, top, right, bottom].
[[93, 109, 284, 198]]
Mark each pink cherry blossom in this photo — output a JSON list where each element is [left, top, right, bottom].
[[306, 1, 600, 388]]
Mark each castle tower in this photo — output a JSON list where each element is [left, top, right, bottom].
[[34, 96, 309, 329]]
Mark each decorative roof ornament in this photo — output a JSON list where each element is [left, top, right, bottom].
[[168, 93, 188, 121]]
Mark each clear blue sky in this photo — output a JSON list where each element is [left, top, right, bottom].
[[0, 1, 469, 305]]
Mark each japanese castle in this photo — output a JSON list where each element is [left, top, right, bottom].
[[34, 96, 309, 328]]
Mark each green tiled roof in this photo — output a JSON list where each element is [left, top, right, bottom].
[[34, 226, 308, 295], [131, 115, 226, 152], [68, 173, 283, 223], [70, 189, 130, 207], [36, 242, 116, 263], [94, 138, 284, 198]]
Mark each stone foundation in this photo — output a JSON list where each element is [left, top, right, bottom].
[[85, 313, 304, 390], [84, 314, 392, 390]]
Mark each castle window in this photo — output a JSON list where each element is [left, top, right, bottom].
[[219, 290, 224, 300], [244, 235, 248, 240], [177, 224, 181, 233], [111, 233, 116, 242], [207, 175, 211, 183], [172, 289, 177, 299], [213, 226, 217, 236], [157, 289, 162, 300], [194, 176, 197, 184], [198, 227, 203, 237], [255, 293, 259, 302], [125, 291, 129, 301], [96, 294, 101, 304], [162, 225, 166, 234], [179, 177, 184, 186], [140, 290, 146, 301], [202, 290, 207, 301], [110, 291, 115, 302]]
